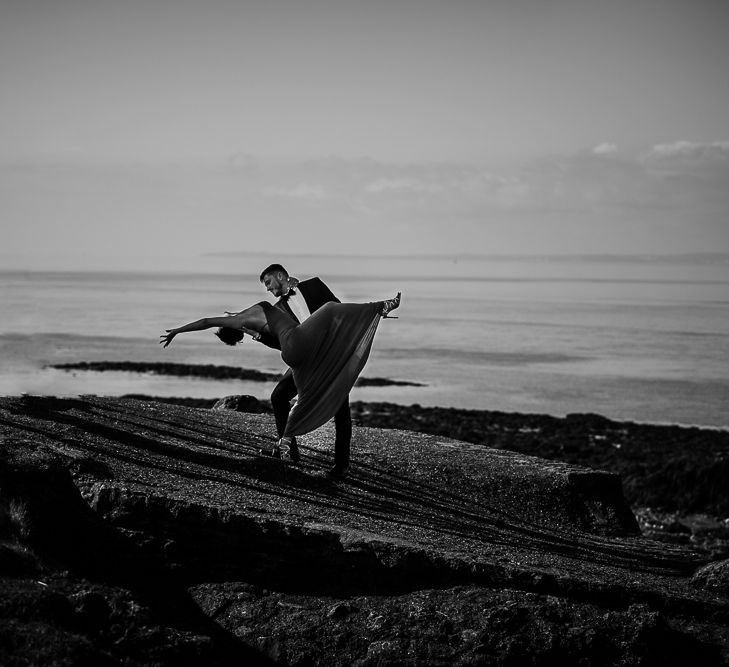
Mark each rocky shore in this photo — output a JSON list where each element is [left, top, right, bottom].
[[2, 394, 728, 665]]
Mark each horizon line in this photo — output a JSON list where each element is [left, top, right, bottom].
[[203, 251, 729, 262]]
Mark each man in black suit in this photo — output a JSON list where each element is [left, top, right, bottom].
[[256, 263, 352, 479]]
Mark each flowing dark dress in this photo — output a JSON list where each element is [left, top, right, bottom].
[[258, 300, 382, 437]]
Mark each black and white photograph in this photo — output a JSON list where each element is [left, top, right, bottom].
[[1, 0, 728, 664]]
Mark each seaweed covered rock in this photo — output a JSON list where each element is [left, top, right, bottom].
[[692, 558, 729, 596], [212, 394, 266, 413]]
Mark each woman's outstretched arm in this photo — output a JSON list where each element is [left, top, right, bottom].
[[160, 305, 265, 348]]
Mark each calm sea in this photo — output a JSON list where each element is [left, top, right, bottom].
[[1, 254, 728, 429]]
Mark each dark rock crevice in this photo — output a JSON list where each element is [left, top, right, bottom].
[[0, 460, 273, 666]]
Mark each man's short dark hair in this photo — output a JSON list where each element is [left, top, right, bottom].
[[259, 263, 288, 282]]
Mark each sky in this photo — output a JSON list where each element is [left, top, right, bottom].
[[1, 0, 728, 269]]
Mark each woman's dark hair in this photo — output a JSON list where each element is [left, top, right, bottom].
[[215, 327, 245, 346]]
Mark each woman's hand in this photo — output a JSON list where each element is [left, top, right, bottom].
[[159, 329, 177, 348], [240, 326, 261, 340]]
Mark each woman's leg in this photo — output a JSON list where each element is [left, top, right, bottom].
[[271, 369, 297, 438]]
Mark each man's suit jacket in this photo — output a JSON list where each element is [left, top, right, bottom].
[[257, 277, 339, 351]]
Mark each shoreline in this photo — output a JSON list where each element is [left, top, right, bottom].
[[120, 392, 729, 432], [47, 360, 729, 430]]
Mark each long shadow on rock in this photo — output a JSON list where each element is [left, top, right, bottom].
[[7, 395, 291, 486]]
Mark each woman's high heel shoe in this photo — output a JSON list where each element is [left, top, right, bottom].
[[381, 292, 401, 318], [279, 436, 300, 463], [259, 445, 282, 459], [259, 436, 299, 463]]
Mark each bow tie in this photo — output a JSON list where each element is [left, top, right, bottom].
[[283, 289, 296, 299]]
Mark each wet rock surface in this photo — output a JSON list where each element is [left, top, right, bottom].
[[1, 395, 728, 665]]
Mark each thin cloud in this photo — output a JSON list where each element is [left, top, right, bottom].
[[647, 140, 729, 161], [263, 183, 330, 203], [251, 144, 729, 219], [364, 178, 439, 194], [592, 143, 619, 155]]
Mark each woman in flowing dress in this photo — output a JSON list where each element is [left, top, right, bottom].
[[160, 293, 401, 457]]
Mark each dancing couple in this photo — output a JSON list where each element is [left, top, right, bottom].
[[160, 264, 400, 479]]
